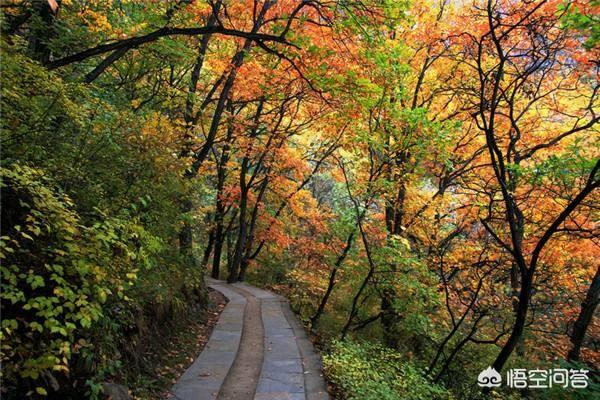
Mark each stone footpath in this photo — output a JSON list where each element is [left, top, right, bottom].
[[169, 279, 329, 400]]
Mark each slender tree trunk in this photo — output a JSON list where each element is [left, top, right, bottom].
[[428, 278, 484, 375], [568, 266, 600, 362], [226, 222, 236, 270], [228, 207, 246, 283], [492, 270, 532, 372], [212, 225, 225, 279], [312, 270, 337, 327], [230, 98, 266, 283], [179, 197, 196, 266], [311, 230, 355, 328], [381, 182, 406, 348], [340, 162, 377, 340], [434, 314, 485, 382], [510, 261, 527, 356], [506, 158, 528, 357], [201, 228, 215, 270], [211, 110, 234, 279], [228, 158, 249, 283], [211, 182, 227, 279], [237, 258, 249, 282], [28, 0, 58, 64], [238, 175, 269, 282], [189, 1, 273, 175]]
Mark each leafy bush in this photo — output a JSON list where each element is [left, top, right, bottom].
[[323, 339, 454, 400], [0, 42, 207, 398], [1, 164, 113, 396]]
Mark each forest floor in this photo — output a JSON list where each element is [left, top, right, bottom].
[[169, 279, 329, 400], [132, 289, 228, 400]]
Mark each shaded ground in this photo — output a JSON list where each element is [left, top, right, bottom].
[[130, 289, 228, 400]]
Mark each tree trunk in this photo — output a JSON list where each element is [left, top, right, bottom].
[[228, 204, 246, 283], [434, 314, 485, 382], [340, 163, 377, 340], [28, 0, 58, 64], [179, 197, 196, 266], [228, 159, 249, 283], [428, 278, 484, 375], [312, 199, 361, 328], [510, 261, 526, 356], [238, 175, 269, 282], [568, 266, 600, 362], [381, 182, 406, 348], [201, 228, 215, 270], [226, 222, 236, 270], [492, 271, 532, 372], [311, 268, 338, 328], [212, 226, 225, 279], [211, 188, 227, 279], [211, 112, 234, 279]]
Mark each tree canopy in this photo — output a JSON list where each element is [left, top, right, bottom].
[[1, 0, 598, 399]]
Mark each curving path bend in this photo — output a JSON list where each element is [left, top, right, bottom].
[[169, 278, 329, 400]]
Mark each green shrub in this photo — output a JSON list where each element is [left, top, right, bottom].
[[1, 164, 112, 396], [0, 40, 210, 397], [323, 339, 454, 400], [0, 163, 199, 398]]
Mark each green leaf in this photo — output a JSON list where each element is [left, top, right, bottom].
[[36, 387, 48, 395]]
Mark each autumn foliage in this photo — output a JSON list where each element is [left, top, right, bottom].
[[1, 0, 598, 399]]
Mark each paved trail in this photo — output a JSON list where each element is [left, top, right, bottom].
[[170, 278, 329, 400]]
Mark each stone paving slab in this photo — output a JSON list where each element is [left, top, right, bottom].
[[254, 393, 305, 400], [260, 359, 304, 374], [171, 280, 246, 400], [281, 301, 330, 400], [172, 279, 329, 400], [233, 282, 284, 300], [257, 373, 305, 393], [256, 287, 306, 399]]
